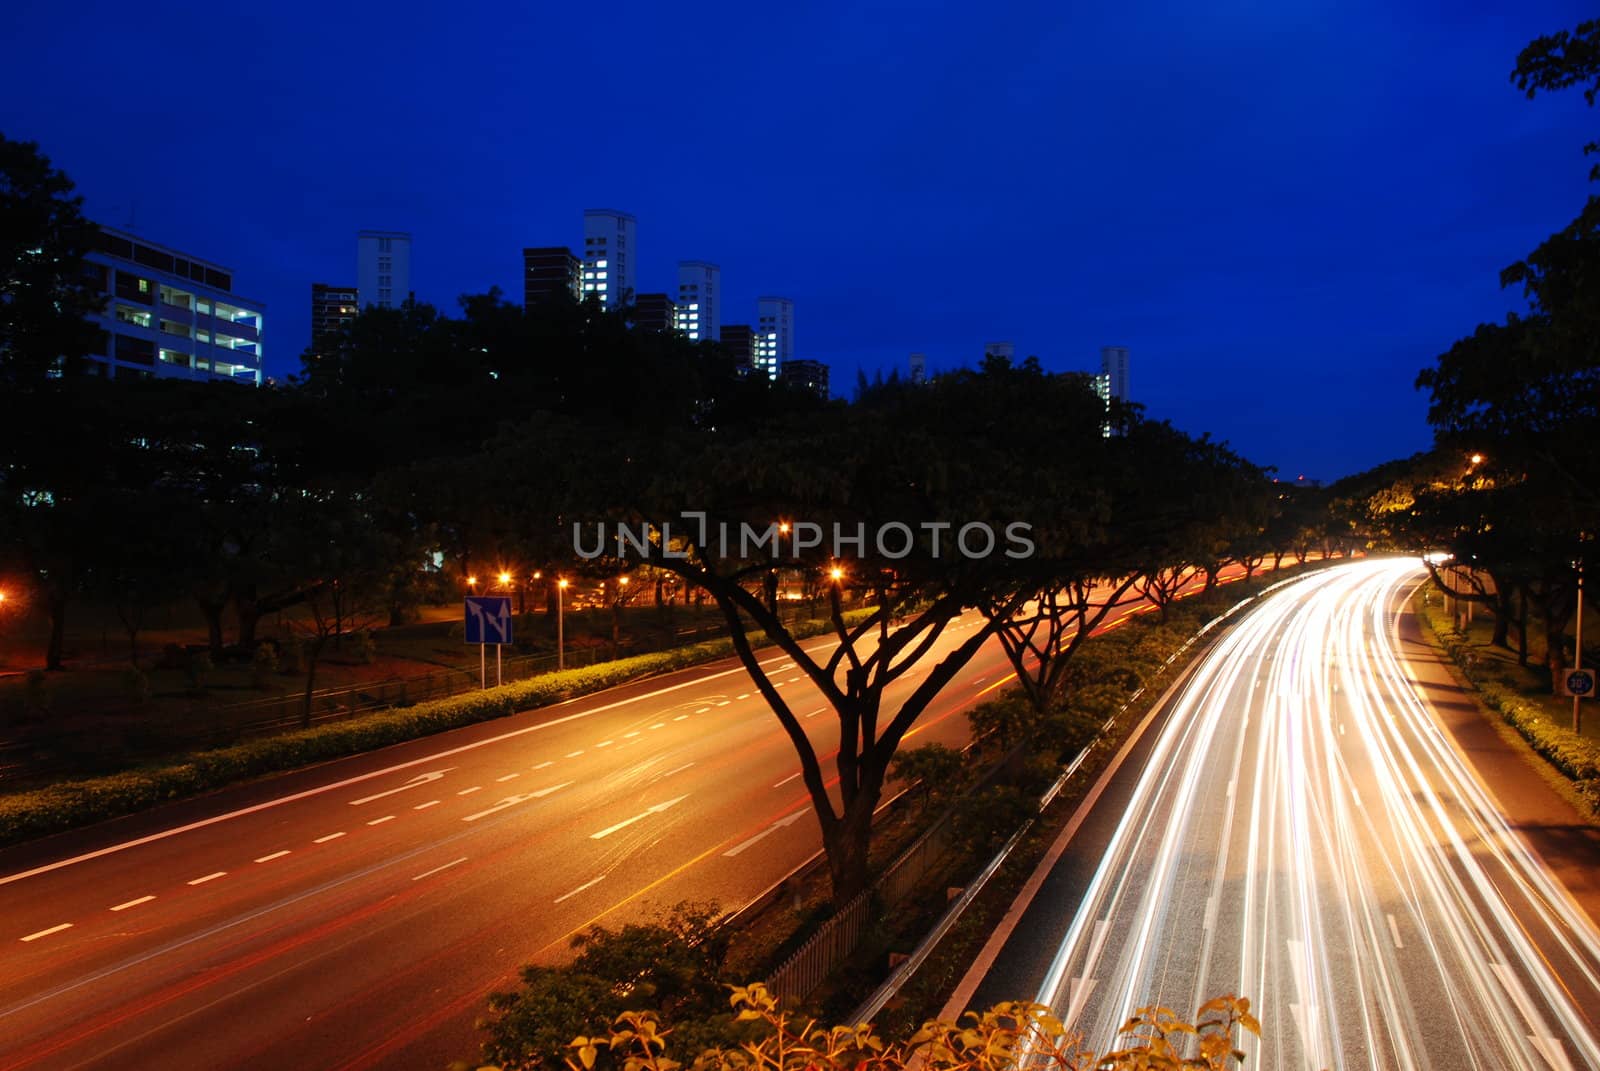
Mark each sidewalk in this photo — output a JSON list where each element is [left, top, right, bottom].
[[1397, 598, 1600, 928]]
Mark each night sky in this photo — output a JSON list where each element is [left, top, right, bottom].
[[4, 1, 1595, 480]]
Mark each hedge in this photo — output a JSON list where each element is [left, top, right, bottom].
[[1416, 596, 1600, 808], [0, 610, 875, 848]]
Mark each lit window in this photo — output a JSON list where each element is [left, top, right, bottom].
[[596, 260, 607, 268]]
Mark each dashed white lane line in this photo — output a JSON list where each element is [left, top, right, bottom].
[[367, 815, 396, 826], [694, 707, 711, 714], [313, 833, 346, 844], [736, 693, 750, 700], [566, 750, 584, 758], [110, 896, 155, 912], [716, 701, 731, 707], [773, 771, 801, 788], [624, 731, 640, 738], [457, 787, 481, 796], [462, 782, 575, 822], [254, 850, 292, 863], [533, 761, 554, 771], [414, 800, 440, 810], [674, 714, 690, 721], [803, 706, 825, 719], [187, 871, 227, 885], [21, 923, 73, 942], [412, 857, 468, 881], [554, 874, 606, 903], [1387, 913, 1404, 948], [774, 681, 787, 688], [785, 675, 802, 683], [649, 723, 665, 730], [496, 773, 519, 782]]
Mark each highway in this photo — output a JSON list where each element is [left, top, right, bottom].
[[0, 594, 1081, 1070], [963, 559, 1600, 1070]]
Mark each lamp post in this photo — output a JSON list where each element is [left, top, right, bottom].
[[1575, 558, 1586, 733], [557, 578, 569, 671], [495, 573, 513, 687]]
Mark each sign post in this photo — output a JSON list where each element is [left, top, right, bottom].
[[1574, 561, 1586, 733], [464, 596, 514, 689]]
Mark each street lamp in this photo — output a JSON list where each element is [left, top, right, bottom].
[[829, 565, 844, 582], [497, 571, 512, 589], [466, 575, 478, 590], [557, 578, 569, 671]]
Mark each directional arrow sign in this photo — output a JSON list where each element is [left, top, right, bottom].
[[464, 596, 514, 645], [590, 796, 689, 840], [348, 770, 453, 806], [462, 782, 573, 822]]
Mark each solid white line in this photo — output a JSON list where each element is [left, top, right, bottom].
[[496, 773, 519, 782], [187, 871, 227, 885], [367, 815, 395, 825], [20, 923, 73, 942], [414, 800, 440, 810], [773, 771, 801, 788], [0, 641, 835, 889], [313, 833, 345, 844], [111, 896, 155, 912], [1387, 913, 1404, 948], [554, 874, 606, 903], [254, 850, 291, 863], [411, 857, 468, 882], [532, 761, 554, 770]]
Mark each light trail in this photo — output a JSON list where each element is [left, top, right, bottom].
[[1034, 559, 1600, 1070]]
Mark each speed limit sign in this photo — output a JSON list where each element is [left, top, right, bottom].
[[1564, 668, 1596, 698]]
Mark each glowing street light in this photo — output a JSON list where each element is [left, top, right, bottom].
[[829, 566, 844, 582], [1470, 453, 1485, 466], [466, 576, 478, 589], [497, 571, 513, 588]]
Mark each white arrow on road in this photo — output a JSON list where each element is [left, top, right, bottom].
[[462, 782, 573, 822], [723, 811, 807, 857], [590, 796, 690, 840], [1064, 919, 1109, 1028], [348, 770, 454, 806]]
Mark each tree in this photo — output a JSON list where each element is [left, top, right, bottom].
[[0, 134, 103, 387]]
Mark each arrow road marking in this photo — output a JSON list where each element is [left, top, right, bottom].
[[1064, 919, 1108, 1027], [554, 874, 606, 903], [724, 811, 806, 857], [591, 796, 689, 840], [349, 770, 452, 806], [462, 782, 573, 822], [1491, 963, 1573, 1071]]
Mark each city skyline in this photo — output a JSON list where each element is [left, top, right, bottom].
[[2, 1, 1595, 479]]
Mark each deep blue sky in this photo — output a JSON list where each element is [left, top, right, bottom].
[[4, 1, 1594, 480]]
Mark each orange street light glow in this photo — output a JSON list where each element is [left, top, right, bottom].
[[498, 572, 512, 586], [558, 579, 569, 589], [467, 576, 478, 586], [830, 567, 844, 581], [1470, 453, 1484, 465]]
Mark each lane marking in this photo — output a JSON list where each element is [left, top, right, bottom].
[[348, 769, 452, 806], [462, 782, 575, 822], [110, 896, 155, 912], [0, 641, 835, 888], [595, 740, 613, 748], [649, 723, 665, 730], [367, 815, 395, 826], [187, 871, 227, 885], [623, 731, 640, 738], [723, 811, 806, 856], [411, 857, 468, 882], [20, 923, 73, 942], [773, 771, 801, 788], [414, 800, 440, 810], [655, 762, 696, 781], [554, 874, 606, 904], [532, 761, 554, 771], [313, 833, 345, 844], [457, 786, 481, 796], [716, 701, 731, 707], [694, 707, 711, 714], [590, 796, 689, 840], [1386, 913, 1404, 948], [736, 694, 750, 700], [565, 750, 584, 758], [674, 714, 690, 721], [254, 850, 291, 863], [496, 773, 519, 782], [803, 706, 824, 719]]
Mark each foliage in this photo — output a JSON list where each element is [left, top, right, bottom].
[[888, 743, 966, 812], [468, 982, 1259, 1071]]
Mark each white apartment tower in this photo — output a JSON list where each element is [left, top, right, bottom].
[[754, 296, 793, 381], [675, 261, 720, 341], [582, 209, 636, 310], [1098, 345, 1129, 403], [357, 230, 411, 310]]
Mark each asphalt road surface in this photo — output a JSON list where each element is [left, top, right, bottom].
[[965, 559, 1600, 1070]]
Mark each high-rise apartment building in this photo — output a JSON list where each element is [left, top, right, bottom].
[[721, 324, 754, 373], [675, 261, 720, 341], [778, 359, 829, 399], [523, 246, 582, 307], [581, 210, 635, 310], [311, 283, 358, 350], [909, 352, 927, 384], [754, 296, 793, 381], [357, 230, 411, 310], [633, 293, 679, 333], [83, 226, 264, 385], [984, 341, 1015, 363], [1097, 345, 1129, 403]]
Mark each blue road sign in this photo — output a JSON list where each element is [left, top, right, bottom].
[[1564, 668, 1595, 698], [464, 596, 514, 645]]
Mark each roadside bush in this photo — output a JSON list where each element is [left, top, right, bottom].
[[251, 642, 280, 689], [122, 666, 152, 705], [889, 743, 966, 812], [964, 693, 1037, 753]]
